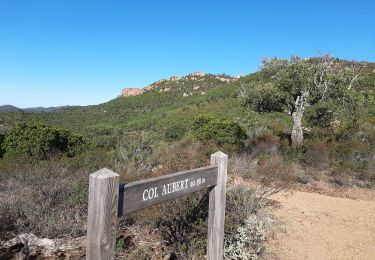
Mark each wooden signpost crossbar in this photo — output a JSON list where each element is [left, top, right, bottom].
[[86, 151, 228, 260]]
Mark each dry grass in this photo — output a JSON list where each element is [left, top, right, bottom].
[[0, 158, 89, 240]]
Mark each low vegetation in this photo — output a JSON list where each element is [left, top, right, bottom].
[[2, 122, 85, 159], [0, 55, 374, 258], [192, 114, 247, 146]]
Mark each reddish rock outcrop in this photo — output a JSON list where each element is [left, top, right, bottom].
[[120, 88, 144, 97], [120, 72, 237, 98]]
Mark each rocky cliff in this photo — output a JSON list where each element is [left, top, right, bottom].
[[119, 72, 243, 98], [120, 88, 144, 97]]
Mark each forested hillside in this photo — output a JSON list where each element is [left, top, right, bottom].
[[0, 56, 374, 259]]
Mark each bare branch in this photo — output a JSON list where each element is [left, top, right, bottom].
[[239, 84, 247, 97], [348, 74, 359, 90]]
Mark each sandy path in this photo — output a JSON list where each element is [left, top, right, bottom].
[[268, 190, 375, 260]]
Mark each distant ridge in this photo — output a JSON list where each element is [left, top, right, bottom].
[[0, 105, 22, 112], [0, 105, 75, 113], [120, 71, 243, 97], [23, 106, 73, 112]]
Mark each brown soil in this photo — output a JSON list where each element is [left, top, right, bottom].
[[267, 187, 375, 260]]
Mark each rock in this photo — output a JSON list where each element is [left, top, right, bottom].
[[217, 77, 231, 82], [144, 79, 168, 91], [119, 72, 235, 97], [151, 165, 164, 173], [159, 88, 171, 93], [143, 84, 155, 91], [189, 72, 207, 77], [168, 76, 181, 81], [121, 88, 144, 97], [0, 233, 86, 259], [182, 93, 189, 97], [235, 74, 244, 79]]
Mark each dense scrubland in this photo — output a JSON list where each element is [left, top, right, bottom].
[[0, 56, 374, 259]]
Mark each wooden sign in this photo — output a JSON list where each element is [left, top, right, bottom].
[[86, 151, 228, 260], [118, 165, 218, 215]]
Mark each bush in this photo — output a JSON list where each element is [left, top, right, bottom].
[[225, 185, 260, 237], [153, 183, 271, 259], [192, 114, 247, 146], [165, 124, 188, 141], [251, 135, 279, 155], [302, 141, 330, 170], [225, 214, 268, 260], [229, 153, 257, 178], [3, 122, 85, 159], [155, 191, 209, 259], [256, 155, 298, 189], [114, 132, 155, 175], [329, 140, 374, 187], [224, 184, 272, 260]]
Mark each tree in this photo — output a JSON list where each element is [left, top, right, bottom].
[[192, 114, 247, 145], [241, 82, 287, 113], [3, 122, 85, 159], [246, 55, 359, 145]]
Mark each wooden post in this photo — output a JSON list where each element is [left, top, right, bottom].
[[207, 151, 228, 260], [86, 168, 120, 260]]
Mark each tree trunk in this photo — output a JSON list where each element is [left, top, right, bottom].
[[291, 110, 304, 145], [291, 92, 309, 146]]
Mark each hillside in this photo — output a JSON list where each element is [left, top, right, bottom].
[[0, 105, 21, 112], [1, 60, 374, 136], [120, 72, 240, 97], [0, 105, 73, 113], [0, 58, 374, 160], [0, 71, 249, 146], [0, 56, 374, 259], [0, 58, 374, 158], [22, 106, 75, 112]]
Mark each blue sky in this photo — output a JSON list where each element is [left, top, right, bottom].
[[1, 0, 374, 108]]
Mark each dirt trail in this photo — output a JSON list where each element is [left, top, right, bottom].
[[268, 189, 375, 260]]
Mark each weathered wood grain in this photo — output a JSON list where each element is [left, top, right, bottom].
[[119, 165, 218, 215], [86, 168, 119, 260], [207, 151, 228, 260], [85, 152, 228, 259]]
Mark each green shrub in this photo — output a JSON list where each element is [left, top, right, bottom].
[[305, 101, 335, 128], [192, 114, 247, 145], [165, 123, 188, 141], [3, 122, 85, 159]]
